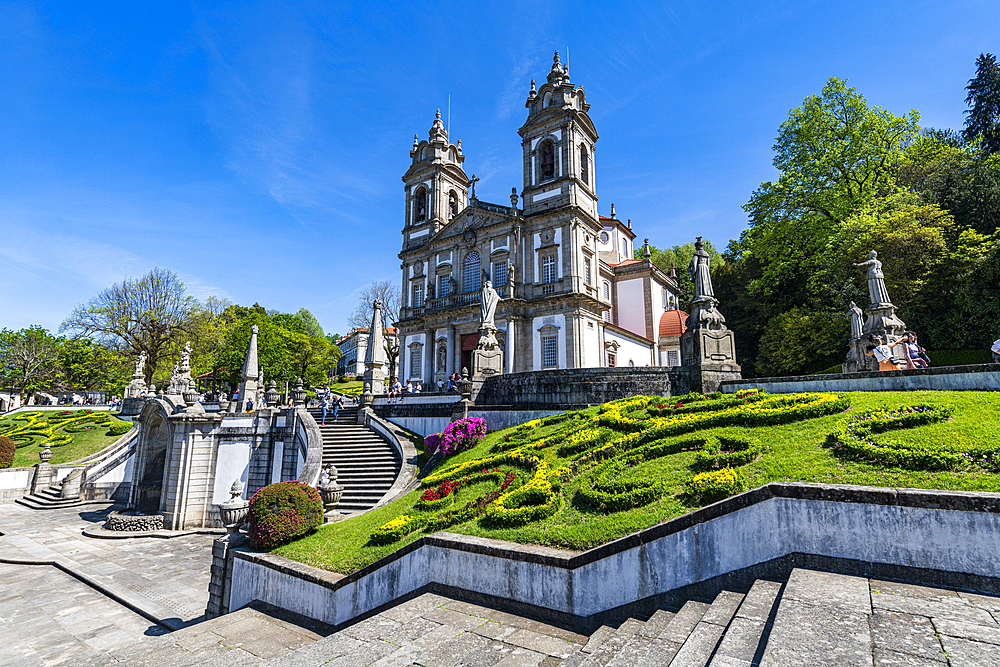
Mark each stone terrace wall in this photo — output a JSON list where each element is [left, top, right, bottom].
[[722, 363, 1000, 394], [475, 367, 686, 408], [218, 483, 1000, 630]]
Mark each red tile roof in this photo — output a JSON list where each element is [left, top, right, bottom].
[[658, 309, 688, 337]]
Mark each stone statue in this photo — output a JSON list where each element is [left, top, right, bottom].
[[854, 250, 892, 306], [448, 276, 458, 297], [181, 341, 191, 369], [847, 301, 864, 340], [480, 279, 500, 328], [687, 237, 714, 299], [134, 351, 146, 377]]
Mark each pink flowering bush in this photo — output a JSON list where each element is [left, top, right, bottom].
[[424, 417, 488, 457], [247, 481, 323, 550]]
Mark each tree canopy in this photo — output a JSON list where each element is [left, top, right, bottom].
[[964, 53, 1000, 157]]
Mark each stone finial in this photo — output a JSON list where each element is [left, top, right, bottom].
[[529, 79, 537, 99], [547, 51, 565, 84], [412, 133, 419, 150], [430, 108, 446, 142], [643, 239, 651, 260], [669, 263, 677, 280], [610, 203, 616, 219], [510, 187, 519, 209], [457, 139, 462, 153], [229, 479, 244, 501], [627, 219, 632, 230]]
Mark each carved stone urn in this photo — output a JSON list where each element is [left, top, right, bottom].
[[39, 443, 53, 464], [264, 381, 280, 408], [319, 466, 344, 522], [291, 378, 308, 408], [219, 479, 249, 534]]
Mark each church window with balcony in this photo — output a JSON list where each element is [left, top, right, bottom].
[[541, 255, 556, 284], [463, 252, 481, 293], [438, 275, 451, 298]]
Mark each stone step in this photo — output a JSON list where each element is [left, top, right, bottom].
[[666, 590, 744, 666], [579, 617, 645, 667], [14, 495, 85, 510], [633, 600, 712, 666], [758, 569, 873, 667], [708, 580, 782, 667]]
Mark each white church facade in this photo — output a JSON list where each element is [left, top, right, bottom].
[[396, 53, 688, 385]]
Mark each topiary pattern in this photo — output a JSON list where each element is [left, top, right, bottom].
[[0, 410, 129, 450], [831, 405, 972, 469], [368, 389, 850, 545], [247, 481, 323, 550]]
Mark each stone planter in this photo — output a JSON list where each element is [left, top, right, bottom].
[[319, 466, 344, 522], [219, 480, 249, 534]]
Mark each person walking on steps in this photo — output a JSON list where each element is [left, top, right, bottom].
[[321, 393, 331, 425], [332, 394, 344, 423]]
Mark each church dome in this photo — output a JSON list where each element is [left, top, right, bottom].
[[658, 310, 688, 338]]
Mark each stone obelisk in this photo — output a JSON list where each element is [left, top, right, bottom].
[[237, 325, 260, 413], [362, 299, 386, 395]]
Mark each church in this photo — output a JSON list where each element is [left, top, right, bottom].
[[396, 52, 687, 385]]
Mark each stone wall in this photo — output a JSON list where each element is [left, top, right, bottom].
[[722, 363, 1000, 394], [475, 367, 682, 408], [216, 483, 1000, 630]]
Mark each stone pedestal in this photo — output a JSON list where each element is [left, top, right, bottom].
[[680, 296, 742, 393], [471, 326, 504, 381], [843, 339, 868, 374]]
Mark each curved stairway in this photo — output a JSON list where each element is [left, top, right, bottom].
[[306, 405, 402, 514]]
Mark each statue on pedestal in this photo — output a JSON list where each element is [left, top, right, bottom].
[[679, 237, 741, 390], [472, 280, 504, 380], [843, 250, 907, 373]]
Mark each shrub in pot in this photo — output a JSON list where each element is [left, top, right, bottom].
[[247, 481, 323, 550]]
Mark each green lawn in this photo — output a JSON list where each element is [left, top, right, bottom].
[[332, 380, 364, 397], [274, 390, 1000, 575], [0, 410, 132, 467]]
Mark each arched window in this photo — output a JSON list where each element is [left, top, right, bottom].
[[543, 91, 552, 108], [579, 144, 589, 186], [540, 141, 555, 181], [448, 191, 458, 220], [415, 188, 427, 222], [603, 281, 611, 301], [463, 251, 481, 294]]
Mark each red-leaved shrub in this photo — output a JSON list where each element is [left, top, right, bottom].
[[0, 436, 15, 468], [247, 481, 323, 550]]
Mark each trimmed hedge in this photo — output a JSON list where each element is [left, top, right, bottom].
[[686, 467, 748, 503], [831, 405, 975, 469], [0, 436, 15, 468], [247, 481, 323, 550], [695, 434, 762, 469]]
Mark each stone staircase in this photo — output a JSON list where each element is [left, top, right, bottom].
[[15, 482, 85, 510], [306, 405, 402, 514], [240, 567, 1000, 666]]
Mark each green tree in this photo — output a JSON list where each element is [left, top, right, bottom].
[[737, 78, 921, 305], [755, 308, 849, 376], [58, 338, 130, 393], [60, 268, 198, 385], [964, 53, 1000, 157], [0, 326, 62, 403]]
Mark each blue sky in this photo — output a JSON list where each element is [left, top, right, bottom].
[[1, 1, 995, 336]]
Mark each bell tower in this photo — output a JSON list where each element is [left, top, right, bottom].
[[518, 51, 598, 219], [401, 110, 470, 249]]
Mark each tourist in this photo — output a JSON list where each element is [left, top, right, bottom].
[[865, 335, 904, 371], [901, 332, 928, 369], [390, 378, 402, 403], [992, 338, 1000, 363], [321, 393, 331, 425], [405, 379, 413, 393], [414, 382, 422, 393], [333, 394, 343, 422]]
